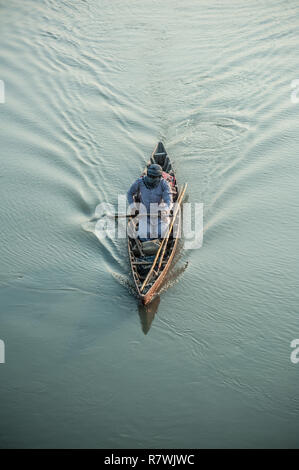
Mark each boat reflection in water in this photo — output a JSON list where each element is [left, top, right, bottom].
[[138, 295, 160, 335]]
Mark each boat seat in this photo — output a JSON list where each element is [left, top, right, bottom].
[[154, 155, 170, 172], [154, 154, 166, 167]]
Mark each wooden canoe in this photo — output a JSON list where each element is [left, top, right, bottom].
[[127, 142, 185, 305]]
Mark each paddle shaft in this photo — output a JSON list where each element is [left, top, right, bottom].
[[157, 183, 187, 271], [91, 212, 174, 221]]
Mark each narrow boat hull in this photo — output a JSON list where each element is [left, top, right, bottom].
[[127, 142, 183, 305]]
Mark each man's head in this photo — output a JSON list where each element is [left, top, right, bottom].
[[144, 164, 163, 188], [147, 164, 162, 178]]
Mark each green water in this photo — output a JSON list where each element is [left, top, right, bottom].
[[0, 0, 299, 448]]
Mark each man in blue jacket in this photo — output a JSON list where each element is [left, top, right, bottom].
[[127, 164, 172, 240]]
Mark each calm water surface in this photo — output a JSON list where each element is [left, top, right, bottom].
[[0, 0, 299, 448]]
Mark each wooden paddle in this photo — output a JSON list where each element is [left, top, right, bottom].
[[157, 185, 187, 271], [90, 212, 174, 221]]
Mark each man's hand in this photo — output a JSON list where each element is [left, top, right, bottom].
[[130, 205, 139, 217], [159, 209, 170, 221]]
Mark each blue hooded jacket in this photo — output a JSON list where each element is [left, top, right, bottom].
[[127, 177, 172, 212]]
